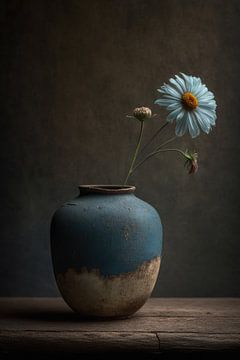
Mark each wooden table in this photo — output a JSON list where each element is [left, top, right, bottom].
[[0, 298, 240, 357]]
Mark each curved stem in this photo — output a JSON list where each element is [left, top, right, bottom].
[[154, 136, 176, 151], [132, 148, 186, 173], [131, 136, 176, 173], [139, 122, 169, 155], [123, 121, 144, 185]]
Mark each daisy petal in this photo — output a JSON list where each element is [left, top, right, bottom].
[[199, 90, 215, 101], [191, 77, 202, 94], [175, 113, 188, 136], [162, 93, 182, 101], [198, 100, 216, 107], [197, 107, 217, 120], [176, 110, 185, 122], [180, 73, 194, 92], [195, 85, 208, 98], [193, 111, 211, 133], [167, 102, 181, 111], [160, 84, 181, 98], [187, 112, 200, 138], [196, 108, 216, 126], [166, 107, 183, 123], [154, 98, 179, 107], [169, 77, 183, 94], [175, 75, 187, 92]]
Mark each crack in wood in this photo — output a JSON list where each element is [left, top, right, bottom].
[[155, 332, 161, 351]]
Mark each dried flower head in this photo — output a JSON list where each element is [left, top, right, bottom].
[[133, 107, 152, 121]]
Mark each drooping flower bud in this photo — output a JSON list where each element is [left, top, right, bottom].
[[133, 107, 152, 121], [184, 150, 198, 174], [188, 158, 198, 174]]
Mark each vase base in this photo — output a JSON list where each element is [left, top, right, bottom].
[[56, 256, 161, 318]]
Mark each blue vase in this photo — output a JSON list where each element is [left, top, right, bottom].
[[51, 185, 163, 318]]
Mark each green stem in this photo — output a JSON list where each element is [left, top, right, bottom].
[[154, 136, 176, 152], [131, 136, 176, 173], [132, 147, 186, 173], [124, 121, 144, 185], [139, 122, 169, 155]]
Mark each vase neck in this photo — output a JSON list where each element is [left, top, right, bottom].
[[78, 185, 136, 196]]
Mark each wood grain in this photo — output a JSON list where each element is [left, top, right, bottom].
[[0, 298, 239, 354]]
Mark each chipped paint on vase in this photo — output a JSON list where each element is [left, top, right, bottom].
[[51, 185, 163, 318]]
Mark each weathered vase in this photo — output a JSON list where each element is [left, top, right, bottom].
[[50, 185, 163, 318]]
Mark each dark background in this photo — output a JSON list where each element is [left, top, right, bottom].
[[1, 0, 240, 297]]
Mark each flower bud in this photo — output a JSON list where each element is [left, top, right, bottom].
[[133, 107, 152, 121], [184, 150, 198, 174], [188, 159, 198, 174]]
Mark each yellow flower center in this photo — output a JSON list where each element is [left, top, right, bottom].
[[182, 92, 198, 110]]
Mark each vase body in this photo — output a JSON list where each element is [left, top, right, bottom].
[[51, 185, 163, 318]]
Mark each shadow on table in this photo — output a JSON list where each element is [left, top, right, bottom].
[[5, 309, 137, 322]]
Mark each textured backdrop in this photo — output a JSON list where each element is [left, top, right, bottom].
[[1, 0, 240, 296]]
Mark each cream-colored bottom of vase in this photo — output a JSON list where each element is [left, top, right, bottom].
[[57, 256, 161, 317]]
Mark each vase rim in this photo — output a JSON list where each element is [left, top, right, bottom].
[[78, 185, 136, 195]]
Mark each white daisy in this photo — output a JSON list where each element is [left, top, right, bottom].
[[154, 73, 217, 138]]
